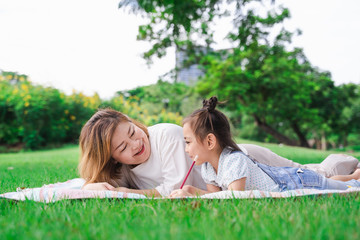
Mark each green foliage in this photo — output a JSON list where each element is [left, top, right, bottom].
[[2, 67, 359, 150], [119, 0, 222, 63], [102, 94, 184, 126], [192, 4, 334, 147], [332, 84, 360, 146], [0, 69, 201, 151], [0, 75, 102, 149], [0, 72, 188, 150], [116, 80, 202, 116], [196, 44, 347, 147], [123, 0, 360, 149]]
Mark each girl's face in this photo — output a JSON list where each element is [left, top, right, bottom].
[[183, 122, 211, 166], [111, 121, 151, 165]]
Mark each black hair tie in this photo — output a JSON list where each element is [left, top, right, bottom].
[[203, 96, 217, 112]]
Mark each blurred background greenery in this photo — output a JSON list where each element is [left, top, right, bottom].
[[1, 0, 359, 152], [1, 70, 359, 152]]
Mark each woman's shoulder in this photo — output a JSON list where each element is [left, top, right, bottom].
[[148, 123, 182, 135], [148, 123, 183, 142]]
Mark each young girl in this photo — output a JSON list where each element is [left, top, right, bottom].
[[169, 97, 360, 197]]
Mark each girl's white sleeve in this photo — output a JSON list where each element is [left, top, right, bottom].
[[221, 153, 249, 188]]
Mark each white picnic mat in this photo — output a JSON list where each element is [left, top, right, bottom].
[[1, 178, 360, 203]]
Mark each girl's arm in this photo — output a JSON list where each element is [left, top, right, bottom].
[[206, 184, 221, 193], [169, 185, 205, 198], [227, 177, 246, 191], [169, 184, 221, 198], [114, 187, 161, 198], [184, 184, 221, 195]]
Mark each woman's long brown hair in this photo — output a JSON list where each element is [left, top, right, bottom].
[[78, 108, 149, 184]]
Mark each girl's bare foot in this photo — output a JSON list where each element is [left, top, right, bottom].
[[352, 169, 360, 180], [331, 169, 360, 181]]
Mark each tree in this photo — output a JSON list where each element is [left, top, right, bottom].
[[119, 0, 223, 62], [119, 0, 355, 148], [331, 84, 360, 147]]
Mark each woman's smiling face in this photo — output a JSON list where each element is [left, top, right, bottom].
[[111, 121, 151, 165]]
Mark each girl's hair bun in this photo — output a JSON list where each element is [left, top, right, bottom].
[[202, 96, 218, 112]]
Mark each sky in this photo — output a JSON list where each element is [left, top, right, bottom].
[[0, 0, 359, 99]]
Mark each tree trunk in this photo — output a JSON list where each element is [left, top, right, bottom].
[[342, 133, 348, 149], [315, 138, 321, 150], [290, 122, 310, 148], [321, 132, 327, 151], [253, 114, 298, 146]]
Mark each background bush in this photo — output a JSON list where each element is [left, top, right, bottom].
[[0, 72, 183, 151], [1, 70, 360, 152]]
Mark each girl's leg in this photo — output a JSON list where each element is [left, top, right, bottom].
[[330, 169, 360, 181], [321, 176, 360, 190], [239, 144, 303, 167], [239, 144, 359, 178]]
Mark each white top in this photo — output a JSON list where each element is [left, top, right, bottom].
[[201, 148, 279, 191], [119, 123, 206, 196]]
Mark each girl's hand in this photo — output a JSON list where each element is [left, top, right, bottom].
[[82, 182, 115, 191], [169, 189, 193, 198]]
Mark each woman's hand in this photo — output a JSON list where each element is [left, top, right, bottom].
[[169, 189, 193, 198], [82, 182, 115, 191], [113, 187, 130, 192], [114, 187, 161, 197]]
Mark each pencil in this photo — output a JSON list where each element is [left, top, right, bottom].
[[180, 155, 198, 189]]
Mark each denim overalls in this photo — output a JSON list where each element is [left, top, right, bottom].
[[255, 162, 323, 191], [232, 150, 323, 191], [242, 152, 360, 191]]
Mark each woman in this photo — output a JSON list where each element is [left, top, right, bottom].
[[79, 108, 359, 197]]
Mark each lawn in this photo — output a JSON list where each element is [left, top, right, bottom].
[[1, 142, 359, 239]]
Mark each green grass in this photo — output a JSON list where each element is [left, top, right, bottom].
[[1, 143, 360, 239]]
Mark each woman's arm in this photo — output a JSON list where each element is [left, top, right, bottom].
[[82, 182, 115, 190], [114, 187, 161, 198], [227, 178, 246, 191], [81, 182, 161, 197]]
